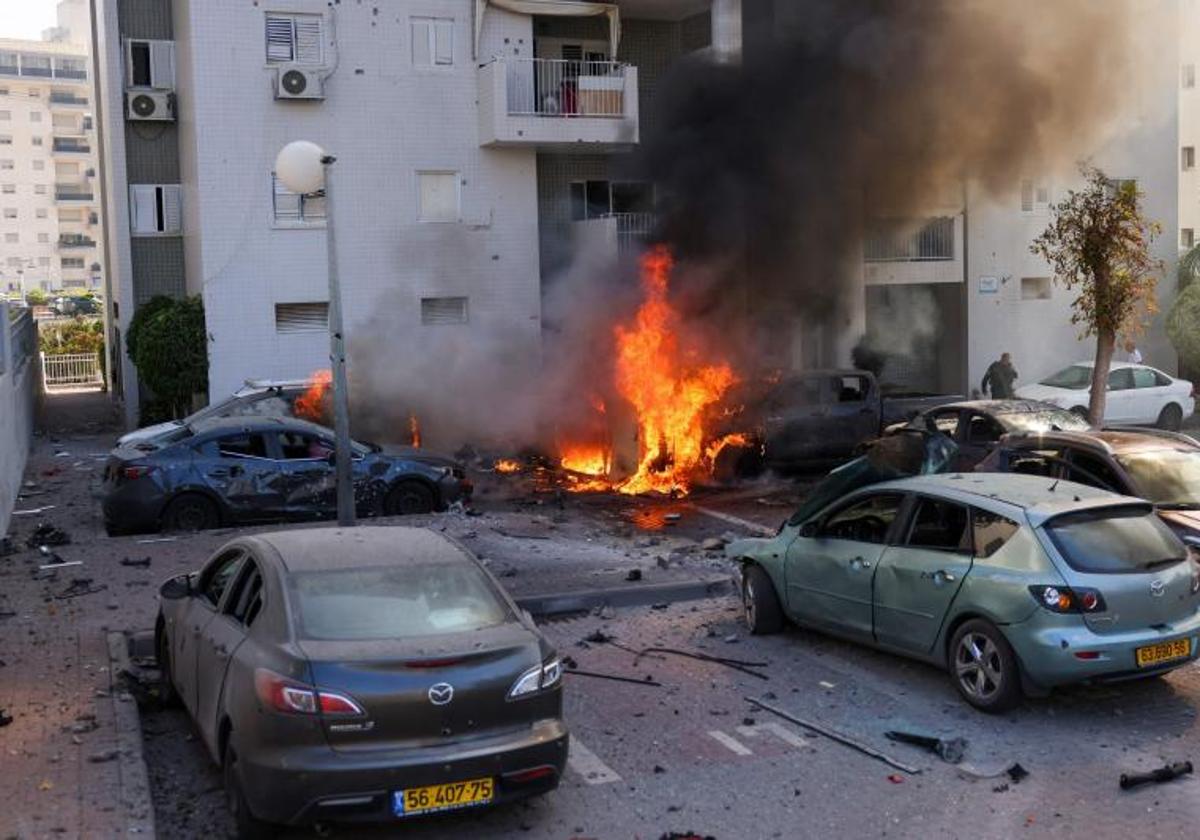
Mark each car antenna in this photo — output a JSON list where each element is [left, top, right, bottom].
[[1048, 479, 1060, 492]]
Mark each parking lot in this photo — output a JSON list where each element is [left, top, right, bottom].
[[2, 424, 1200, 840]]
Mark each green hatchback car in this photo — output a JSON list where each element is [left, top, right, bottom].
[[729, 473, 1200, 711]]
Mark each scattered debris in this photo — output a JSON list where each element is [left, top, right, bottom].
[[701, 537, 727, 551], [1119, 761, 1192, 790], [581, 630, 615, 645], [958, 761, 1028, 782], [136, 537, 177, 544], [13, 505, 56, 516], [818, 680, 836, 690], [87, 749, 120, 763], [26, 523, 70, 547], [0, 537, 16, 557], [885, 730, 968, 764], [565, 668, 662, 687], [625, 569, 643, 582], [659, 833, 714, 840], [653, 765, 666, 774], [746, 697, 921, 775], [119, 556, 152, 568], [55, 578, 106, 600], [887, 774, 905, 784], [0, 709, 12, 727], [1007, 763, 1030, 784], [619, 645, 768, 680], [38, 560, 82, 572], [663, 513, 682, 524]]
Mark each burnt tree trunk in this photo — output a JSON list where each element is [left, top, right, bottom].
[[1089, 327, 1116, 425]]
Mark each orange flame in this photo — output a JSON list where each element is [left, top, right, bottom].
[[705, 432, 750, 465], [614, 246, 736, 496], [409, 413, 421, 448], [561, 444, 612, 476], [295, 370, 331, 422], [494, 458, 522, 474]]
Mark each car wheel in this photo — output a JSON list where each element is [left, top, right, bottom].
[[224, 746, 276, 840], [1069, 406, 1090, 422], [162, 493, 219, 532], [156, 623, 178, 708], [949, 619, 1022, 713], [384, 481, 435, 516], [743, 564, 784, 635], [1157, 403, 1183, 431]]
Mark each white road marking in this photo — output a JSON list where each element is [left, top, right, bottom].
[[689, 505, 777, 537], [707, 730, 754, 756], [568, 737, 622, 784], [737, 722, 812, 750]]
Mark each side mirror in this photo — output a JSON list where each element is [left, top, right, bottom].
[[159, 574, 191, 600], [799, 521, 818, 538], [325, 451, 338, 466]]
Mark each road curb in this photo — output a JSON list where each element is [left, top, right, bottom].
[[515, 576, 735, 618], [105, 631, 158, 838]]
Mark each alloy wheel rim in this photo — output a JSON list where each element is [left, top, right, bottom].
[[955, 632, 1003, 701], [177, 503, 206, 531], [744, 579, 757, 627]]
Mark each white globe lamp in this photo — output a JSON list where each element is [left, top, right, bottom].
[[274, 140, 327, 195]]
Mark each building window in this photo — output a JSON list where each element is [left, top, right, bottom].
[[411, 17, 454, 66], [128, 184, 182, 235], [1185, 147, 1196, 171], [1, 184, 12, 193], [271, 173, 325, 223], [32, 160, 43, 170], [37, 257, 50, 267], [4, 232, 16, 243], [0, 111, 9, 120], [29, 89, 39, 97], [0, 160, 12, 170], [417, 171, 459, 222], [37, 232, 48, 243], [29, 111, 40, 123], [1020, 179, 1050, 212], [274, 301, 329, 333], [265, 14, 324, 64], [34, 184, 45, 194], [1185, 63, 1196, 89], [32, 136, 42, 147], [61, 257, 84, 269], [3, 208, 15, 218], [1021, 277, 1052, 300], [125, 39, 175, 89], [35, 208, 46, 218], [1183, 228, 1195, 249], [421, 296, 468, 325], [0, 135, 9, 145]]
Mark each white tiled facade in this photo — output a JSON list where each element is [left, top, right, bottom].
[[0, 37, 103, 298]]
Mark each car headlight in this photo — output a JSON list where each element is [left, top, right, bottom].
[[508, 658, 563, 699]]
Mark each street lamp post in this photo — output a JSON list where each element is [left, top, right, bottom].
[[275, 141, 355, 527]]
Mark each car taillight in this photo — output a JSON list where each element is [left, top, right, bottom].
[[253, 668, 364, 716], [1028, 585, 1107, 614], [508, 657, 563, 700], [121, 464, 156, 481]]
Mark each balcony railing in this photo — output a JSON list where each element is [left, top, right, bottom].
[[505, 58, 630, 117], [603, 212, 656, 251], [58, 234, 96, 248], [55, 185, 93, 201], [863, 217, 955, 262], [52, 138, 90, 154], [49, 93, 89, 106]]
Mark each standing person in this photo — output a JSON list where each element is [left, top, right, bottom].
[[981, 352, 1019, 399], [1124, 339, 1143, 365]]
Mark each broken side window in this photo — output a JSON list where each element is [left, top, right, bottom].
[[971, 509, 1019, 558], [217, 433, 269, 459]]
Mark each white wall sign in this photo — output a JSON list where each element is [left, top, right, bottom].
[[978, 275, 999, 294]]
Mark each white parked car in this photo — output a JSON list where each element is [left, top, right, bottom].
[[1015, 362, 1195, 429]]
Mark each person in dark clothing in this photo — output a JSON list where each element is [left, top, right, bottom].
[[981, 353, 1018, 399]]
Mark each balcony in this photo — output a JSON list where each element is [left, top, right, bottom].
[[573, 212, 657, 253], [52, 138, 90, 154], [55, 183, 93, 202], [49, 92, 89, 107], [862, 216, 964, 286], [478, 58, 639, 150], [58, 235, 96, 249]]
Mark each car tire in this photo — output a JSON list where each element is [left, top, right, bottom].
[[1157, 403, 1184, 431], [743, 564, 784, 635], [224, 746, 276, 840], [949, 619, 1022, 713], [161, 493, 219, 532], [1069, 406, 1090, 422], [156, 623, 178, 708], [384, 481, 435, 516]]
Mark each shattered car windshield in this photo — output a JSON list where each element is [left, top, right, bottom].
[[1116, 449, 1200, 507], [1040, 365, 1092, 389], [999, 409, 1090, 433], [289, 562, 512, 640], [1046, 506, 1185, 573]]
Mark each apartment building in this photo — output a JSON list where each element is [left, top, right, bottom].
[[94, 0, 718, 426], [0, 36, 103, 299]]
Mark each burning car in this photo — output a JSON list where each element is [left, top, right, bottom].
[[155, 527, 567, 836], [730, 473, 1200, 711], [101, 416, 470, 535]]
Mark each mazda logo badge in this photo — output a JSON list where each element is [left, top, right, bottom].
[[1150, 579, 1166, 598], [428, 682, 454, 706]]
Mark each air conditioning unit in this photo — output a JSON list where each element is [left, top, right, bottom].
[[126, 89, 175, 121], [274, 66, 324, 101]]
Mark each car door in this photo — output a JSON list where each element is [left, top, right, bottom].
[[197, 431, 286, 522], [763, 375, 828, 462], [831, 374, 878, 455], [785, 492, 905, 640], [1063, 447, 1128, 493], [873, 496, 974, 654], [194, 555, 263, 756], [273, 430, 338, 518], [171, 549, 244, 715], [1130, 367, 1165, 424], [1105, 368, 1136, 424]]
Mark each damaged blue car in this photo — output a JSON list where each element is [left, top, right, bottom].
[[100, 416, 471, 535]]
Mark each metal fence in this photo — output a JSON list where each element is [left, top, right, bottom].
[[504, 58, 629, 117], [41, 351, 102, 390], [603, 212, 657, 252], [863, 217, 955, 262]]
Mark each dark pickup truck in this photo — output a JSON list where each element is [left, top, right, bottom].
[[725, 369, 961, 468]]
